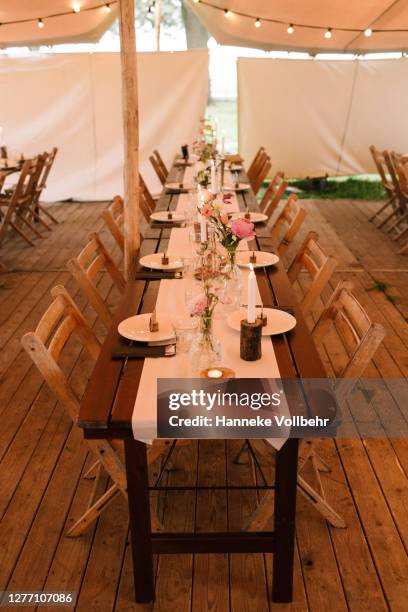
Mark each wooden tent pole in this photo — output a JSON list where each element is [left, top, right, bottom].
[[119, 0, 140, 278], [155, 0, 161, 51]]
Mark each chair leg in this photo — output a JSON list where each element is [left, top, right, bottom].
[[66, 483, 121, 537], [297, 477, 346, 528], [369, 196, 396, 222], [38, 203, 59, 224], [9, 221, 35, 246], [398, 240, 408, 255]]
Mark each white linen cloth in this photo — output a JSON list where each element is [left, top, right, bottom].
[[131, 184, 290, 449]]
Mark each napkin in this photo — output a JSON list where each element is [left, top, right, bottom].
[[112, 337, 176, 360], [135, 270, 183, 280]]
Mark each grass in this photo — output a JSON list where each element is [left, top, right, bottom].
[[288, 177, 386, 201]]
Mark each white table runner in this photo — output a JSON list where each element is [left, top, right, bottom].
[[132, 175, 290, 449]]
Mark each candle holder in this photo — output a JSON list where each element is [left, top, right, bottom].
[[167, 211, 173, 220], [244, 210, 251, 220], [249, 251, 257, 264], [258, 311, 268, 327], [161, 253, 169, 265], [200, 366, 236, 379], [240, 318, 262, 361]]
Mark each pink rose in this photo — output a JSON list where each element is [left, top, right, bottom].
[[231, 217, 255, 240], [189, 294, 208, 317]]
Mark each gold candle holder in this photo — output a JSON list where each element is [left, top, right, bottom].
[[167, 211, 173, 220], [161, 253, 169, 265]]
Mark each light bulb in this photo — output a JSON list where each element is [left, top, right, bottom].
[[324, 28, 332, 39], [193, 0, 200, 3], [104, 3, 111, 12], [73, 2, 81, 13], [38, 18, 44, 29], [364, 28, 373, 37], [254, 18, 261, 28], [287, 24, 294, 34], [224, 10, 231, 18]]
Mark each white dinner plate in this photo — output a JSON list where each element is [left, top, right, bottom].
[[227, 307, 297, 336], [235, 251, 279, 268], [150, 211, 185, 223], [230, 212, 268, 224], [118, 314, 175, 343], [223, 182, 250, 191], [139, 253, 183, 271], [165, 182, 191, 190]]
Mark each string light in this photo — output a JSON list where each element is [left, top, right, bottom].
[[104, 3, 112, 12], [37, 18, 44, 28], [73, 2, 81, 13], [189, 1, 402, 39]]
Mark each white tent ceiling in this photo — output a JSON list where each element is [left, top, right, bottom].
[[188, 0, 408, 53], [0, 1, 118, 48]]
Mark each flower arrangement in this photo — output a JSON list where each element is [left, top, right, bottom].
[[199, 194, 256, 262]]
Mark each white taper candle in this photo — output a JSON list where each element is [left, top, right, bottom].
[[247, 265, 256, 324]]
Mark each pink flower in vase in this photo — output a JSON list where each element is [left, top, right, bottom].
[[190, 294, 208, 317], [231, 217, 255, 240], [200, 202, 212, 218]]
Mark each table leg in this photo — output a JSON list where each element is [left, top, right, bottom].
[[124, 439, 155, 603], [272, 438, 299, 602]]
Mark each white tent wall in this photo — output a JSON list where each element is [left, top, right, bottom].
[[0, 49, 209, 201], [237, 57, 408, 178]]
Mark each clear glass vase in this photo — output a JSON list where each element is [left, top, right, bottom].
[[189, 316, 222, 374], [218, 251, 242, 315]]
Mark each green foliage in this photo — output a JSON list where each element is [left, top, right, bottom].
[[288, 178, 386, 201], [136, 0, 183, 29]]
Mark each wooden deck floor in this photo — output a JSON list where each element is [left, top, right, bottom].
[[0, 198, 407, 612]]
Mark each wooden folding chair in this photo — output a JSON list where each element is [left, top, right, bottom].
[[247, 147, 264, 182], [139, 173, 156, 213], [259, 171, 287, 216], [270, 194, 307, 256], [385, 152, 408, 241], [153, 149, 168, 181], [313, 280, 386, 403], [101, 196, 125, 253], [21, 284, 167, 537], [369, 145, 398, 224], [150, 152, 167, 186], [252, 155, 271, 195], [247, 282, 385, 531], [0, 157, 43, 247], [31, 147, 59, 226], [375, 150, 407, 231], [287, 231, 337, 316], [67, 232, 125, 329], [248, 150, 268, 191]]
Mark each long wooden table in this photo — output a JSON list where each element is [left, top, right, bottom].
[[78, 161, 327, 604]]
